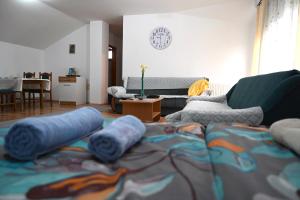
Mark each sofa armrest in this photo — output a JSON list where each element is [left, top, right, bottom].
[[261, 74, 300, 125], [187, 95, 227, 103], [107, 86, 137, 98], [262, 75, 300, 112], [107, 86, 126, 96]]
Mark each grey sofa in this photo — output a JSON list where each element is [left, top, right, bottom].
[[108, 77, 208, 116], [166, 69, 300, 126]]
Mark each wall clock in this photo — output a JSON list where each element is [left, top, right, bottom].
[[150, 27, 172, 50]]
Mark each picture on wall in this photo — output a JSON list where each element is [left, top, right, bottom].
[[69, 44, 76, 54]]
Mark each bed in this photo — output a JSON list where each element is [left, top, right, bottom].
[[0, 121, 299, 200]]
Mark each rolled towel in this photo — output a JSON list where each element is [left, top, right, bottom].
[[270, 118, 300, 155], [88, 115, 146, 162], [5, 107, 104, 160]]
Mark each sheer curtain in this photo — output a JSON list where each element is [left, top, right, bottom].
[[256, 0, 299, 74], [251, 0, 268, 75]]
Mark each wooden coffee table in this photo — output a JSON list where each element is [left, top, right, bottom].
[[120, 98, 162, 122]]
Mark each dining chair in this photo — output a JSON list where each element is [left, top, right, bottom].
[[0, 90, 17, 112], [23, 72, 35, 79], [22, 72, 36, 107], [39, 72, 53, 107]]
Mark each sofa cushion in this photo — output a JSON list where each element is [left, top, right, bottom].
[[184, 100, 231, 111], [126, 89, 189, 96], [187, 95, 227, 103], [188, 79, 209, 96], [227, 70, 299, 109]]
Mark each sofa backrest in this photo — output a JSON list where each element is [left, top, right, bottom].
[[227, 70, 300, 109], [126, 77, 208, 95]]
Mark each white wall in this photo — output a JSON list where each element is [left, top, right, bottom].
[[89, 21, 109, 104], [109, 32, 123, 85], [44, 22, 110, 104], [123, 1, 256, 85], [44, 25, 90, 101], [0, 41, 44, 77]]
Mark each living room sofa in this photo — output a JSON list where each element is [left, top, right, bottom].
[[166, 69, 300, 126], [108, 77, 208, 116]]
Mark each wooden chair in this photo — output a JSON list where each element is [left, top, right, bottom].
[[22, 72, 36, 107], [39, 72, 53, 107], [0, 90, 16, 112], [23, 72, 35, 79]]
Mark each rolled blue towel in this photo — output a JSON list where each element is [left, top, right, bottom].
[[5, 107, 104, 160], [88, 115, 146, 162]]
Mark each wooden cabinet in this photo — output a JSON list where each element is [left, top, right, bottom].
[[58, 76, 86, 105]]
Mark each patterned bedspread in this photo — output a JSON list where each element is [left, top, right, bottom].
[[0, 122, 299, 200]]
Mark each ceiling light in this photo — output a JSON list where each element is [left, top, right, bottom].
[[18, 0, 37, 3]]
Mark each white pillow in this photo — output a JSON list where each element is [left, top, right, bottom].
[[270, 118, 300, 155]]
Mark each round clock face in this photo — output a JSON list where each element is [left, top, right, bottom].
[[150, 27, 172, 50]]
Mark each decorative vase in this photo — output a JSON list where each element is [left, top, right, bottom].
[[141, 72, 144, 97], [139, 64, 147, 99]]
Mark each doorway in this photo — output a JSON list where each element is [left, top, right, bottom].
[[108, 45, 117, 87]]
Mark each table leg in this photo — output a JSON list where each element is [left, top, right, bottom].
[[22, 91, 26, 109], [50, 91, 53, 107], [19, 92, 23, 111], [40, 82, 44, 109], [12, 93, 16, 112], [5, 93, 8, 106], [0, 94, 3, 112], [33, 93, 35, 106], [28, 92, 31, 108]]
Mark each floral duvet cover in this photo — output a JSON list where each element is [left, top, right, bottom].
[[0, 122, 299, 200]]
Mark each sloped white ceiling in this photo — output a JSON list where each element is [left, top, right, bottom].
[[0, 0, 251, 49], [41, 0, 232, 23], [41, 0, 239, 37], [181, 0, 255, 23], [0, 0, 84, 49]]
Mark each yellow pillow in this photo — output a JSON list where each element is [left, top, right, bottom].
[[188, 79, 209, 96]]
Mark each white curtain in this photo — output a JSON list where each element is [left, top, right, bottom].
[[258, 0, 299, 74]]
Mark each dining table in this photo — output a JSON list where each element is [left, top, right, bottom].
[[22, 78, 50, 109], [0, 78, 50, 109]]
